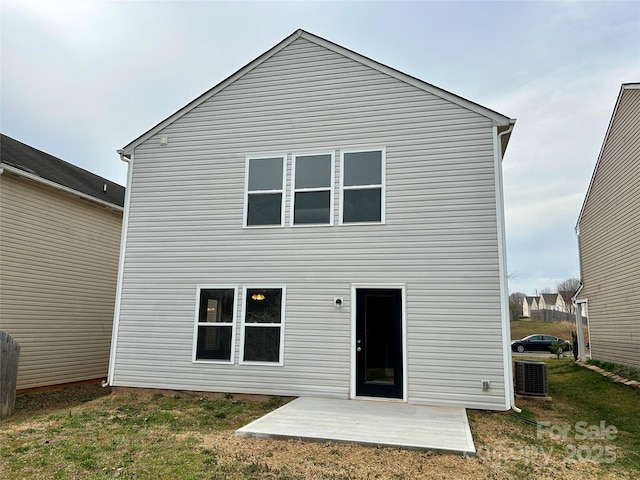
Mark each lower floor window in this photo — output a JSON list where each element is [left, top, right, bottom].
[[194, 287, 237, 362], [241, 287, 285, 364]]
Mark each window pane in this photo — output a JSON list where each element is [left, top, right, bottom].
[[295, 155, 331, 189], [246, 288, 282, 323], [343, 188, 381, 223], [294, 191, 330, 224], [248, 158, 283, 191], [344, 151, 382, 186], [199, 289, 235, 323], [247, 193, 282, 226], [196, 326, 233, 360], [243, 326, 281, 362]]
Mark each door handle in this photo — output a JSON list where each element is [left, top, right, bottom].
[[356, 346, 362, 352]]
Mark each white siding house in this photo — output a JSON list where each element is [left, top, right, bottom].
[[539, 293, 567, 312], [522, 296, 539, 318], [109, 30, 516, 410]]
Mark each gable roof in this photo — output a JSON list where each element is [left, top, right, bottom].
[[576, 83, 640, 229], [540, 293, 561, 304], [120, 29, 515, 157], [1, 134, 125, 209]]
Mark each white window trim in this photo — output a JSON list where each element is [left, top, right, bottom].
[[239, 285, 286, 366], [243, 154, 287, 228], [339, 147, 386, 225], [192, 285, 238, 364], [290, 151, 335, 227]]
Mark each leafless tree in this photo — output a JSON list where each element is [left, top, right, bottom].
[[509, 292, 526, 320]]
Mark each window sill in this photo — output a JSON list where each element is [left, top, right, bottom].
[[239, 361, 284, 367], [243, 224, 285, 229], [339, 221, 386, 226], [290, 222, 334, 228], [192, 359, 234, 365]]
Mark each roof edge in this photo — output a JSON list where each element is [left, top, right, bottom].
[[121, 29, 514, 154], [576, 82, 640, 228], [1, 162, 124, 212], [298, 30, 513, 126], [120, 30, 302, 154]]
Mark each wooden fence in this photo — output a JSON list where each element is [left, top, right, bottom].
[[1, 331, 21, 417]]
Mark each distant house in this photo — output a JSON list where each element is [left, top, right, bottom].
[[0, 134, 124, 390], [575, 83, 640, 368], [107, 30, 517, 410], [522, 296, 539, 317], [538, 293, 567, 312]]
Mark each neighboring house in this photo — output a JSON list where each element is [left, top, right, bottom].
[[0, 134, 125, 390], [575, 83, 640, 368], [108, 30, 517, 410], [539, 293, 567, 312], [522, 296, 539, 317]]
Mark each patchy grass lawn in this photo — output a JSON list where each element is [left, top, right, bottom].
[[586, 359, 640, 383], [1, 360, 638, 479]]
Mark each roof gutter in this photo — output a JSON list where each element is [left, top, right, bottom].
[[0, 162, 124, 212], [498, 119, 516, 158], [107, 149, 134, 386]]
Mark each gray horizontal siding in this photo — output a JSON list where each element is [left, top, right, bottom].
[[113, 37, 509, 409], [577, 88, 640, 368], [0, 173, 122, 389]]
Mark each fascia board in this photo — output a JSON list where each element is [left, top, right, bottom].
[[0, 162, 124, 213]]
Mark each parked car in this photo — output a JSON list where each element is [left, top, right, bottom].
[[511, 334, 572, 353]]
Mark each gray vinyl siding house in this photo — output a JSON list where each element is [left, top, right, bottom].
[[575, 83, 640, 369], [109, 30, 516, 410], [0, 134, 124, 390]]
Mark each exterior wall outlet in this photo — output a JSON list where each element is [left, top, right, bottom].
[[482, 380, 490, 391]]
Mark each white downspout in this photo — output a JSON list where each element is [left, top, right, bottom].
[[106, 150, 134, 386], [572, 227, 587, 363], [493, 121, 521, 412]]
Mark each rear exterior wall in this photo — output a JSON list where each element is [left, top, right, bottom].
[[111, 38, 509, 409]]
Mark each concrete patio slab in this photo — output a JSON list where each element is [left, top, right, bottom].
[[235, 397, 476, 455]]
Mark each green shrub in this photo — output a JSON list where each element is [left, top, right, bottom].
[[549, 341, 566, 358]]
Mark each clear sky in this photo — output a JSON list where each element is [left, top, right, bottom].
[[2, 0, 639, 296]]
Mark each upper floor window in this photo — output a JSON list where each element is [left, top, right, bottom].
[[244, 155, 286, 227], [291, 152, 334, 225], [340, 149, 385, 224]]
